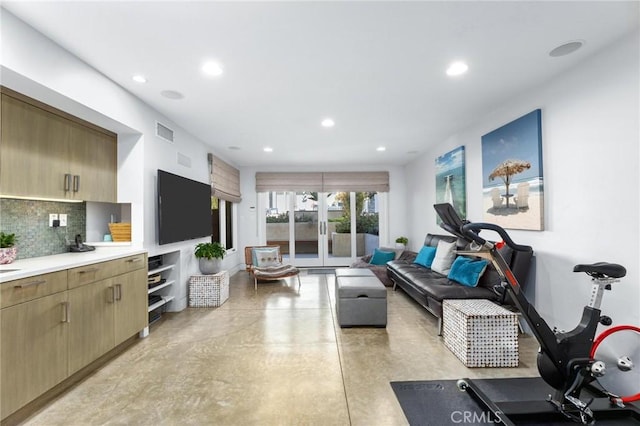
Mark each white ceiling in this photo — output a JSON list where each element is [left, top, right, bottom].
[[3, 1, 638, 167]]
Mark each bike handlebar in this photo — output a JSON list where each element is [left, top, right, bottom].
[[461, 222, 533, 252]]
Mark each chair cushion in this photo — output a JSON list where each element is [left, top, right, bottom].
[[253, 264, 299, 279], [253, 247, 280, 267]]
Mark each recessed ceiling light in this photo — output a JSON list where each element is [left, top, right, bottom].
[[132, 75, 147, 83], [376, 146, 386, 152], [202, 61, 224, 77], [228, 146, 241, 151], [446, 61, 469, 77], [160, 90, 184, 100], [321, 118, 335, 128], [549, 40, 585, 57], [263, 147, 273, 153]]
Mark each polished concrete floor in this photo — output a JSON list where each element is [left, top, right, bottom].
[[25, 271, 539, 425]]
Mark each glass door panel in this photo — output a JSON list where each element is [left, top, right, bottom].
[[265, 192, 291, 260], [355, 192, 380, 257], [263, 191, 373, 267]]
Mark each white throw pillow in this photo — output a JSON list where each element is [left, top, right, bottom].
[[431, 240, 457, 275]]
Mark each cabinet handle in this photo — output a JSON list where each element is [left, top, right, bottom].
[[115, 284, 122, 301], [126, 258, 142, 263], [64, 174, 72, 192], [61, 302, 70, 323], [73, 175, 80, 193], [14, 279, 46, 288], [107, 286, 115, 303], [78, 268, 99, 274]]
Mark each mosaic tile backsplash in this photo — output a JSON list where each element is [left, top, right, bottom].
[[0, 198, 86, 260]]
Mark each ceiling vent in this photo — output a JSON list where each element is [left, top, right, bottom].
[[156, 121, 174, 143]]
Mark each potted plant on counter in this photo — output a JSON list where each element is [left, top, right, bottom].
[[395, 236, 408, 250], [0, 232, 17, 264], [194, 241, 226, 274]]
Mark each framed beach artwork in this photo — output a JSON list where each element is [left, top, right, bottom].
[[481, 109, 544, 230], [435, 146, 466, 223]]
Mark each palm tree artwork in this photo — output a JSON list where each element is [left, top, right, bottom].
[[488, 159, 531, 208]]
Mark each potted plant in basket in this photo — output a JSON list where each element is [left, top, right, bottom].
[[395, 236, 408, 250], [0, 232, 17, 264], [194, 241, 226, 275]]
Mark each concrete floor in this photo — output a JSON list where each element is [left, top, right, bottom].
[[24, 270, 540, 425]]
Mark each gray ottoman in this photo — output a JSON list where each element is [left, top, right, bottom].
[[336, 276, 387, 328], [335, 268, 375, 277]]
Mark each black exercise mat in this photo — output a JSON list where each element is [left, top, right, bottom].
[[391, 377, 640, 426]]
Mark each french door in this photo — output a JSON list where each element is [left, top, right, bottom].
[[262, 191, 382, 267]]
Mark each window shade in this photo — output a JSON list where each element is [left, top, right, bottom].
[[322, 172, 389, 192], [209, 154, 242, 203], [255, 172, 323, 192], [255, 171, 389, 192]]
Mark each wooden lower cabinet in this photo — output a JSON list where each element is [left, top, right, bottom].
[[1, 291, 69, 418], [114, 269, 148, 346], [0, 253, 148, 421], [68, 278, 115, 375]]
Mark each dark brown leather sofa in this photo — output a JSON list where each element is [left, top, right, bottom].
[[387, 233, 533, 334]]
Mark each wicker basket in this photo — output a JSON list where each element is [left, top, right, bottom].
[[108, 223, 131, 242]]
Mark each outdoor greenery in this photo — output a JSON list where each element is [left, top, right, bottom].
[[194, 241, 226, 260], [0, 232, 16, 248], [335, 213, 379, 235], [266, 211, 313, 223]]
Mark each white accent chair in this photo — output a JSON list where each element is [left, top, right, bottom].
[[515, 182, 530, 209], [491, 188, 503, 209]]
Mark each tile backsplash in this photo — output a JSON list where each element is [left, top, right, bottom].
[[0, 198, 86, 259]]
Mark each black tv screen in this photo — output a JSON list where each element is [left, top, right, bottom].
[[158, 170, 212, 245]]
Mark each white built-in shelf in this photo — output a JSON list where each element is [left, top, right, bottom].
[[148, 280, 175, 294], [148, 264, 175, 276], [148, 295, 175, 312]]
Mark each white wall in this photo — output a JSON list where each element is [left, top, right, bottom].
[[405, 31, 640, 329], [1, 10, 241, 310]]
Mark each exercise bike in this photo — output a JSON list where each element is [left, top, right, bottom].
[[433, 203, 639, 425]]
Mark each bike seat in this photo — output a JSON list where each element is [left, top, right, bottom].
[[573, 262, 626, 279]]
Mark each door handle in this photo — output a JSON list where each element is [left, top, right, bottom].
[[14, 279, 46, 288], [61, 301, 70, 323]]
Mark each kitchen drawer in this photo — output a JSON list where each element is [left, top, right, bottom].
[[115, 253, 147, 275], [1, 270, 68, 309], [68, 260, 119, 289]]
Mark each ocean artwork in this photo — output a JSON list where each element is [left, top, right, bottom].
[[481, 109, 544, 230], [435, 146, 466, 223]]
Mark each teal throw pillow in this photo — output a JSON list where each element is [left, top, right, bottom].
[[448, 256, 489, 287], [414, 246, 437, 268], [369, 248, 395, 265]]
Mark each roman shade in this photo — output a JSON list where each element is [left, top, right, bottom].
[[209, 154, 242, 202], [255, 172, 323, 192], [255, 171, 389, 192]]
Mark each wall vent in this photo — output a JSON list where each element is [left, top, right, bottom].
[[156, 121, 174, 143]]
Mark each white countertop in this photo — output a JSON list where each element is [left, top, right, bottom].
[[0, 247, 147, 282]]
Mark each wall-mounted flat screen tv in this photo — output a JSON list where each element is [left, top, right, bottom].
[[157, 169, 212, 245]]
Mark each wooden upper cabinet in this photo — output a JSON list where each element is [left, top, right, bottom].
[[1, 94, 70, 199], [0, 89, 117, 202], [68, 120, 117, 202]]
